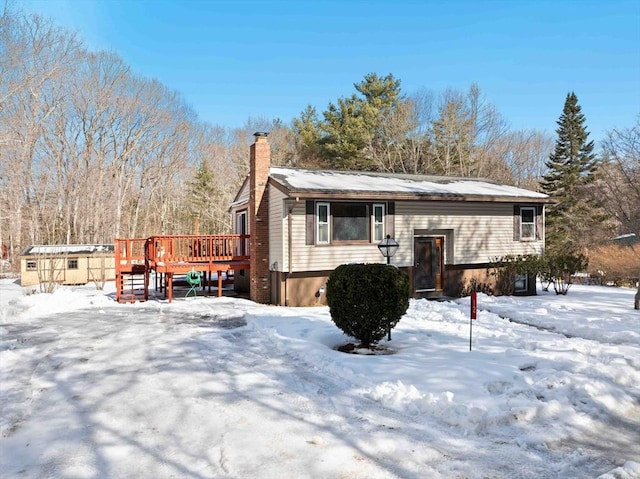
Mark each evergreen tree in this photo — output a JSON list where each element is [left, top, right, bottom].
[[186, 160, 224, 233], [291, 105, 323, 167], [292, 73, 406, 171], [540, 92, 603, 253], [320, 94, 371, 170]]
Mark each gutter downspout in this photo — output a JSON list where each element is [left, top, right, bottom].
[[284, 198, 298, 306]]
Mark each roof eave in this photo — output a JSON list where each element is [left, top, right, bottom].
[[269, 185, 553, 204]]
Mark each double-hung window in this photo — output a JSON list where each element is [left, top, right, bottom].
[[373, 204, 385, 241], [520, 207, 536, 240], [316, 203, 330, 244]]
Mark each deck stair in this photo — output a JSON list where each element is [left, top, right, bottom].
[[115, 238, 149, 303]]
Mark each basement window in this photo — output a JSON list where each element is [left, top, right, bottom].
[[515, 274, 528, 292]]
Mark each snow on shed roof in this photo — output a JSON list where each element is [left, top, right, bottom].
[[21, 244, 115, 256], [269, 167, 551, 201]]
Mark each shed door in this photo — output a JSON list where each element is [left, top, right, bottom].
[[414, 237, 443, 292]]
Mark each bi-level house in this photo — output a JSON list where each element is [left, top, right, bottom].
[[231, 133, 551, 306]]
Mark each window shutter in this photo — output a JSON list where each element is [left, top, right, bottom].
[[305, 200, 314, 245], [513, 205, 521, 241], [387, 202, 395, 238], [536, 205, 543, 240]]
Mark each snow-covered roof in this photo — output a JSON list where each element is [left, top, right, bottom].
[[613, 233, 638, 245], [20, 244, 114, 256], [613, 233, 637, 240], [269, 167, 551, 202]]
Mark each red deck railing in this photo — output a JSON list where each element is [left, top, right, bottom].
[[115, 234, 250, 303], [147, 234, 250, 266], [115, 238, 147, 272]]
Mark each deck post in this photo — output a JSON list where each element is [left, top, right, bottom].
[[167, 272, 173, 303]]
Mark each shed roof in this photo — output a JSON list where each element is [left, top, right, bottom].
[[268, 167, 552, 203], [20, 244, 115, 256]]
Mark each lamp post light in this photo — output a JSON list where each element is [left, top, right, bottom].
[[377, 234, 400, 341], [377, 234, 399, 265]]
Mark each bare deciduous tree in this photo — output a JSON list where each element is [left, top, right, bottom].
[[594, 120, 640, 308], [493, 130, 554, 190], [0, 10, 82, 264], [428, 84, 510, 180]]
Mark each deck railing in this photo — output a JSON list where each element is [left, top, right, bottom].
[[115, 234, 250, 302], [116, 235, 250, 267], [147, 234, 250, 265], [115, 238, 147, 272]]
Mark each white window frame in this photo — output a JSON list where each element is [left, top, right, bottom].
[[235, 210, 248, 235], [372, 203, 385, 241], [26, 260, 36, 271], [235, 210, 248, 256], [520, 207, 536, 241], [67, 258, 79, 270], [316, 202, 330, 244], [515, 274, 528, 292]]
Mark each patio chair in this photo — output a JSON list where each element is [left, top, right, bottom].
[[185, 270, 202, 298]]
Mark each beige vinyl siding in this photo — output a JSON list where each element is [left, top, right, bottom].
[[281, 199, 544, 273], [235, 181, 249, 205], [269, 187, 286, 271], [286, 202, 386, 272], [395, 201, 544, 265], [229, 182, 249, 232]]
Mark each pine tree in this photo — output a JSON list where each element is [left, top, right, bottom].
[[540, 92, 603, 253], [292, 105, 323, 168], [186, 160, 224, 233], [320, 94, 371, 170], [295, 73, 405, 171]]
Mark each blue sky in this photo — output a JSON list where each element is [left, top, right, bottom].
[[18, 0, 640, 142]]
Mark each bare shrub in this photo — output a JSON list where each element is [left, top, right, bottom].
[[587, 244, 640, 287]]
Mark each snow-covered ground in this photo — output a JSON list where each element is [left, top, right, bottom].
[[1, 279, 639, 478]]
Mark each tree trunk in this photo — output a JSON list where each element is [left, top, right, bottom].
[[635, 272, 639, 310]]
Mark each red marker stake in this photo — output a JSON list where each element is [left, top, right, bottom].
[[470, 291, 477, 351]]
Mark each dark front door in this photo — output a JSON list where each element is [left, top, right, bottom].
[[414, 237, 443, 292]]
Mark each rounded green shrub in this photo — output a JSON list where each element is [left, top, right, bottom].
[[326, 263, 410, 347]]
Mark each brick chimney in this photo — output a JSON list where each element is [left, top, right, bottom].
[[249, 132, 270, 303]]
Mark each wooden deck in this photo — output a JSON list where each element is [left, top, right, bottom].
[[115, 234, 250, 303]]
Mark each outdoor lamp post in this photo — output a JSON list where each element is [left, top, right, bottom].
[[377, 235, 399, 265], [377, 234, 400, 341]]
